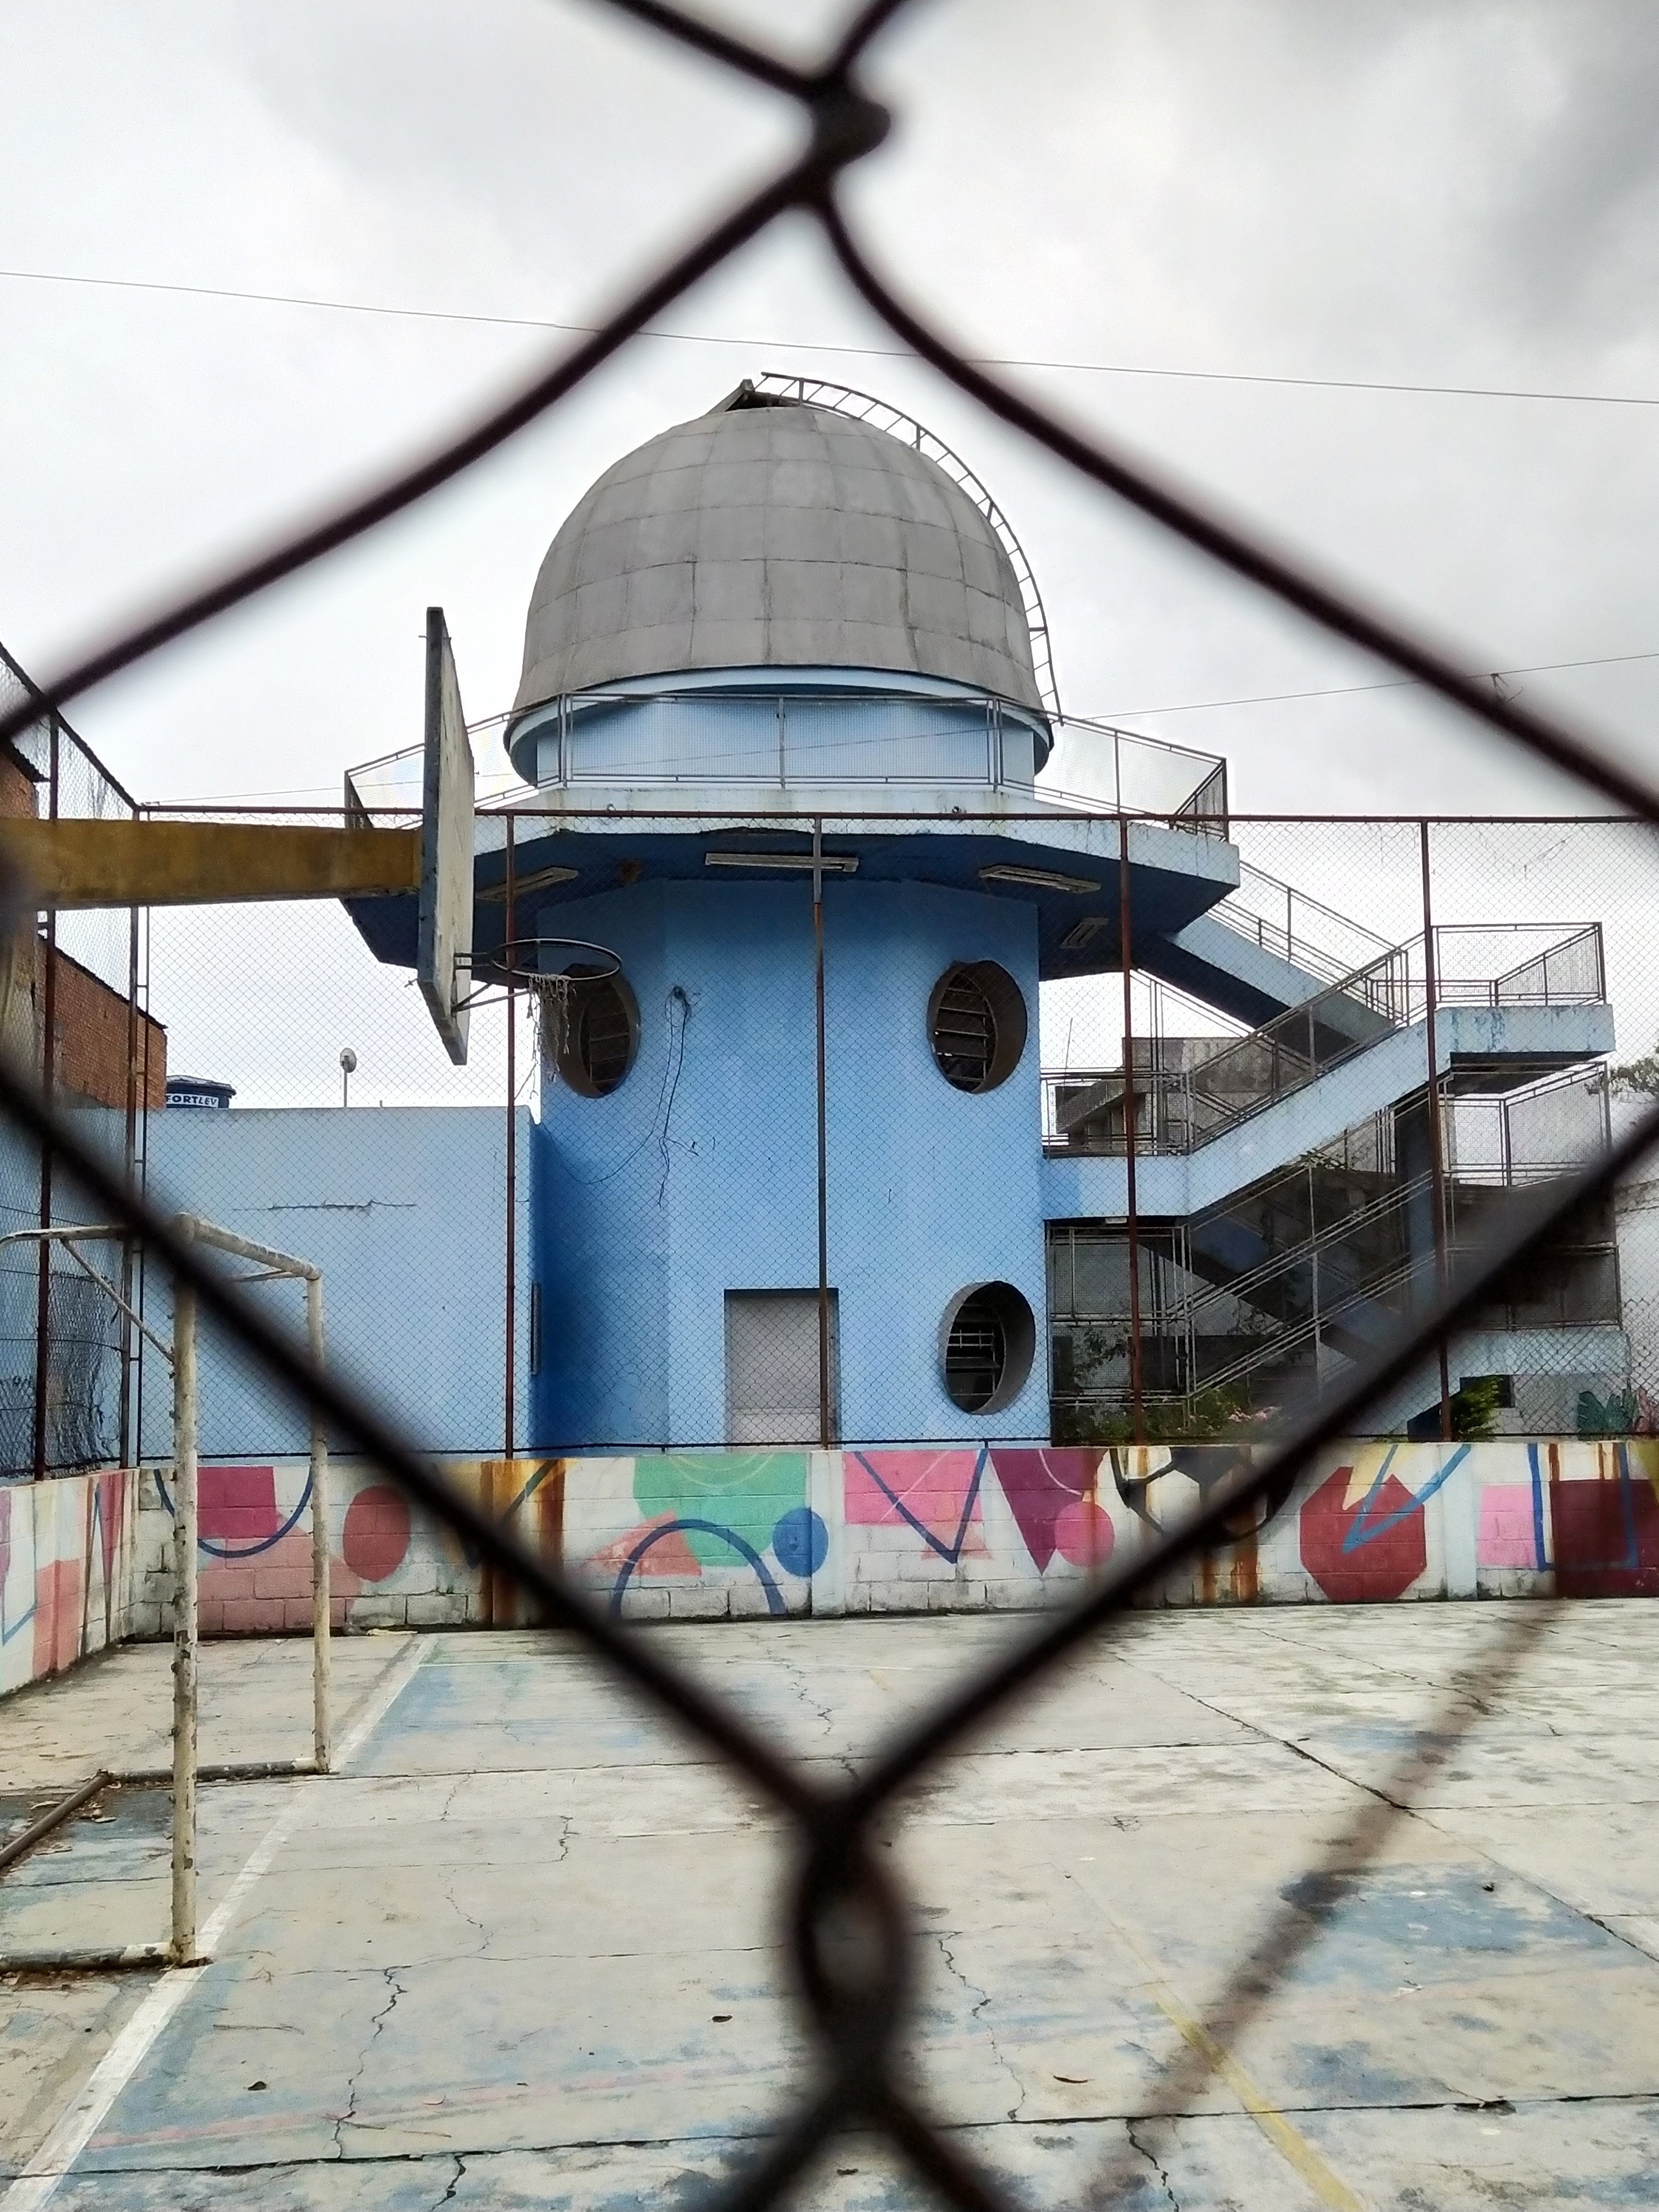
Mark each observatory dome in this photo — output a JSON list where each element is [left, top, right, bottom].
[[512, 384, 1044, 720]]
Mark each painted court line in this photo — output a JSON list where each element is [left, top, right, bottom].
[[2, 1634, 432, 2211], [332, 1631, 431, 1768], [1111, 1921, 1366, 2212], [0, 1806, 298, 2212]]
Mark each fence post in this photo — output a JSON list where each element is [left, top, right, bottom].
[[1119, 812, 1144, 1446], [813, 817, 832, 1450], [170, 1273, 199, 1964], [1419, 821, 1453, 1441], [307, 1272, 332, 1773], [31, 714, 60, 1481], [504, 812, 518, 1463], [118, 892, 141, 1467]]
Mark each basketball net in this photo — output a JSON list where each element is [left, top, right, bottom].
[[530, 970, 576, 1065]]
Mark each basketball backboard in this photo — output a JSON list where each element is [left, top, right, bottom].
[[417, 608, 475, 1065]]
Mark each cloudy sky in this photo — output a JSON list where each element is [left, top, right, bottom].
[[4, 1, 1659, 1093]]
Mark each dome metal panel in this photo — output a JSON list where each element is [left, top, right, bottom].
[[513, 394, 1044, 716]]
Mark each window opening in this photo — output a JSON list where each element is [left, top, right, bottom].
[[726, 1290, 838, 1446], [927, 961, 1027, 1093], [939, 1280, 1036, 1413], [549, 964, 639, 1097]]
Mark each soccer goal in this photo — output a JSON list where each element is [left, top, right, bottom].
[[0, 1213, 330, 1966]]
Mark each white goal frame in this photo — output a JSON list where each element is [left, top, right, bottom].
[[0, 1214, 330, 1966]]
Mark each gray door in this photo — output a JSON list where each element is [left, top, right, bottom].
[[724, 1290, 838, 1445]]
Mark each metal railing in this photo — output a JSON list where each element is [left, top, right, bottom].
[[347, 693, 1231, 828], [753, 369, 1064, 723], [1045, 921, 1607, 1156], [1038, 716, 1228, 830], [5, 7, 1659, 2207], [1206, 858, 1395, 987]]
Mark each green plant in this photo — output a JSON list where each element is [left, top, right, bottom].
[[1057, 1382, 1270, 1447], [1612, 1046, 1659, 1098], [1448, 1374, 1503, 1441]]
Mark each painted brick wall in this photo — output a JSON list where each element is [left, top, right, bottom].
[[6, 1437, 1658, 1711], [0, 1468, 138, 1698], [96, 1436, 1659, 1656]]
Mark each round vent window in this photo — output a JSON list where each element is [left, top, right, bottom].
[[548, 965, 639, 1097], [927, 962, 1027, 1093], [939, 1281, 1037, 1414]]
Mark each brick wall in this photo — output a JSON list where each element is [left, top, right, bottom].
[[38, 940, 165, 1110]]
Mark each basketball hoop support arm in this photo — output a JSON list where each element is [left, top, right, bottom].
[[0, 818, 418, 909]]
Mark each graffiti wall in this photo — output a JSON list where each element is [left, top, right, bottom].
[[0, 1467, 137, 1698], [563, 1436, 1659, 1617], [5, 1436, 1658, 1706], [125, 1458, 567, 1640]]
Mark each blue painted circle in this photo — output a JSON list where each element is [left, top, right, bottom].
[[772, 1506, 828, 1579]]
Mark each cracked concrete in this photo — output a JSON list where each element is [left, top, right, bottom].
[[934, 1935, 1026, 2123], [1125, 2117, 1181, 2211], [335, 1968, 410, 2155], [7, 1604, 1659, 2207]]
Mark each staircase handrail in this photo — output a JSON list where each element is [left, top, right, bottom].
[[1188, 1250, 1432, 1397], [1043, 919, 1607, 1158], [1205, 860, 1395, 990], [1187, 1170, 1436, 1315]]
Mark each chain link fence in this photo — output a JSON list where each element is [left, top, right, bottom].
[[69, 795, 1658, 1471], [0, 641, 148, 1477], [6, 4, 1659, 2205]]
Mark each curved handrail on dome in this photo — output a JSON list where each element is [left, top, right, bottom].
[[754, 370, 1061, 722]]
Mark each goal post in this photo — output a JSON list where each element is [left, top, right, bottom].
[[0, 1214, 330, 1968], [172, 1215, 332, 1769]]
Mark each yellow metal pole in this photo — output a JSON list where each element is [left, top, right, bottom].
[[0, 818, 418, 909]]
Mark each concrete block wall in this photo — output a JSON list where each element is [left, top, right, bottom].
[[0, 1467, 138, 1698], [109, 1433, 1659, 1648], [5, 1434, 1657, 1708]]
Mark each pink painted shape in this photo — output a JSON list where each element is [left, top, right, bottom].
[[32, 1557, 82, 1677], [1053, 1498, 1115, 1570], [341, 1485, 412, 1583], [587, 1515, 703, 1579], [990, 1448, 1099, 1572], [199, 1523, 364, 1632], [844, 1451, 984, 1556], [1478, 1484, 1540, 1569], [198, 1465, 278, 1542]]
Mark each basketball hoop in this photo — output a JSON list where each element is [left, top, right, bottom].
[[457, 936, 621, 1016]]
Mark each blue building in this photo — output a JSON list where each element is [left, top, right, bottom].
[[333, 378, 1623, 1450]]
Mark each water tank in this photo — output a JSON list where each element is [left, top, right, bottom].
[[165, 1076, 235, 1111]]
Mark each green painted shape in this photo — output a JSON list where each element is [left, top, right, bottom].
[[633, 1453, 808, 1566]]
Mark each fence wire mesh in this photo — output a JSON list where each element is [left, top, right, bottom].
[[6, 4, 1659, 2207], [0, 641, 145, 1479], [111, 804, 1659, 1466]]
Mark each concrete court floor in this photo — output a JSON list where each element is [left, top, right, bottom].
[[3, 1602, 1659, 2211]]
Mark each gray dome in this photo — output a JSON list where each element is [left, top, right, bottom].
[[512, 389, 1044, 717]]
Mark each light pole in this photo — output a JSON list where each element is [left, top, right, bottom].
[[339, 1047, 356, 1108]]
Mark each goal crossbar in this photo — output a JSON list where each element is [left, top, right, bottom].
[[0, 1214, 331, 1967]]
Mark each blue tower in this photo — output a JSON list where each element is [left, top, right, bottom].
[[481, 380, 1234, 1450], [346, 379, 1623, 1453]]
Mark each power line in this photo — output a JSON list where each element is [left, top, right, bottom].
[[159, 639, 1659, 801], [4, 262, 1659, 410], [1087, 647, 1659, 723]]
